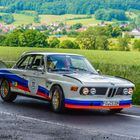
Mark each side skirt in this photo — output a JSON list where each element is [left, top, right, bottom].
[[13, 92, 51, 102]]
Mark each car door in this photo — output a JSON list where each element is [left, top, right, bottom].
[[12, 54, 47, 97], [26, 54, 47, 97], [11, 54, 35, 95]]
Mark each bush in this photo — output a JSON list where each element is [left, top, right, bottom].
[[133, 39, 140, 51], [4, 29, 49, 47], [49, 37, 60, 48], [59, 40, 79, 49]]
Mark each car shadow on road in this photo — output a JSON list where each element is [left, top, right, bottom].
[[1, 96, 126, 117]]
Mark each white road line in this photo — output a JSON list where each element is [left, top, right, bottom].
[[117, 113, 140, 119], [0, 111, 78, 129], [0, 111, 140, 139]]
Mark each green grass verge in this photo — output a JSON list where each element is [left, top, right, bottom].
[[0, 46, 140, 104]]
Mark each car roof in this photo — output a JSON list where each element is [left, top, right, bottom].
[[23, 51, 83, 57]]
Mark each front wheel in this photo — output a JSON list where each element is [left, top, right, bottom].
[[0, 79, 17, 102], [51, 85, 65, 113], [109, 108, 123, 114]]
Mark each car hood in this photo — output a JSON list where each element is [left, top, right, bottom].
[[64, 73, 134, 86]]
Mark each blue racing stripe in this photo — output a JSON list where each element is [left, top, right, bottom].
[[0, 69, 50, 96], [65, 99, 103, 106], [65, 99, 132, 106]]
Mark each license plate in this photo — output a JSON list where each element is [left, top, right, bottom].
[[103, 101, 119, 106]]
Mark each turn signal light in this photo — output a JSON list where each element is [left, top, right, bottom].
[[70, 86, 78, 92]]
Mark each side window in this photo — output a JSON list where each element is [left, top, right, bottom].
[[16, 55, 32, 69], [30, 55, 44, 71]]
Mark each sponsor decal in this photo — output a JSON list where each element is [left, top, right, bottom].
[[28, 78, 38, 94]]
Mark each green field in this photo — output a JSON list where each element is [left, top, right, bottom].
[[0, 13, 102, 26], [0, 13, 34, 25], [0, 46, 140, 65], [0, 46, 140, 104], [40, 14, 101, 25], [13, 14, 34, 26]]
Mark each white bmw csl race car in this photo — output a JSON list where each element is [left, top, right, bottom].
[[0, 52, 135, 113]]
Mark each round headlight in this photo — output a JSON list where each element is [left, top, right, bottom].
[[123, 88, 128, 95], [90, 88, 96, 95], [128, 88, 134, 95], [82, 88, 89, 95]]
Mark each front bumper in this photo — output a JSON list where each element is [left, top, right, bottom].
[[64, 99, 132, 109]]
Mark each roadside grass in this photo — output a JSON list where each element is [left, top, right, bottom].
[[0, 46, 140, 104]]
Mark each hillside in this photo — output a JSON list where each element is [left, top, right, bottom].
[[0, 0, 140, 15]]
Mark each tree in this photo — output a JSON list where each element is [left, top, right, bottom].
[[34, 14, 40, 23], [76, 28, 96, 50], [95, 9, 128, 21], [23, 30, 48, 47], [4, 29, 49, 47], [0, 35, 6, 46], [5, 29, 23, 46], [76, 27, 110, 50], [133, 39, 140, 51], [71, 23, 83, 30], [95, 36, 109, 50], [111, 26, 122, 37], [2, 14, 15, 24], [59, 40, 79, 49], [118, 34, 130, 51], [49, 37, 60, 48]]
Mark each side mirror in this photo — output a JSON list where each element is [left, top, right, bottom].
[[97, 69, 101, 74], [37, 66, 45, 74]]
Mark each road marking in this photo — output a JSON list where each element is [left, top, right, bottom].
[[117, 113, 140, 119], [0, 111, 68, 127], [0, 111, 140, 139]]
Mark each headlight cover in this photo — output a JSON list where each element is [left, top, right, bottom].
[[90, 88, 96, 95], [82, 88, 89, 95]]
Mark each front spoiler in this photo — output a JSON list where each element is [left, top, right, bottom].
[[64, 99, 132, 109]]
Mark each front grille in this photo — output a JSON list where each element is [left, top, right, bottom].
[[107, 88, 117, 97], [95, 87, 108, 95], [116, 88, 124, 95]]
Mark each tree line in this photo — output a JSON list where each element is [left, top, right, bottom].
[[0, 0, 140, 15], [0, 25, 126, 50]]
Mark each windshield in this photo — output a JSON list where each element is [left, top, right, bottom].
[[46, 54, 98, 74]]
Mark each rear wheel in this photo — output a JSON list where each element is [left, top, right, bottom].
[[51, 85, 65, 113], [0, 79, 17, 102], [109, 108, 123, 114]]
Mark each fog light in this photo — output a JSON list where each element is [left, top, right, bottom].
[[82, 88, 89, 95]]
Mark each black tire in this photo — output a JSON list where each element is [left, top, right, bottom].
[[109, 108, 123, 114], [51, 85, 65, 113], [0, 79, 17, 102]]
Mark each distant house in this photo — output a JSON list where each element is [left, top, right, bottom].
[[75, 27, 87, 32], [129, 29, 140, 38]]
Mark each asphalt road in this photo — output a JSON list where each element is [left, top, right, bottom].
[[0, 96, 140, 140]]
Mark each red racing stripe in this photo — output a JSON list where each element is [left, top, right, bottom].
[[65, 104, 132, 109], [36, 92, 51, 100]]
